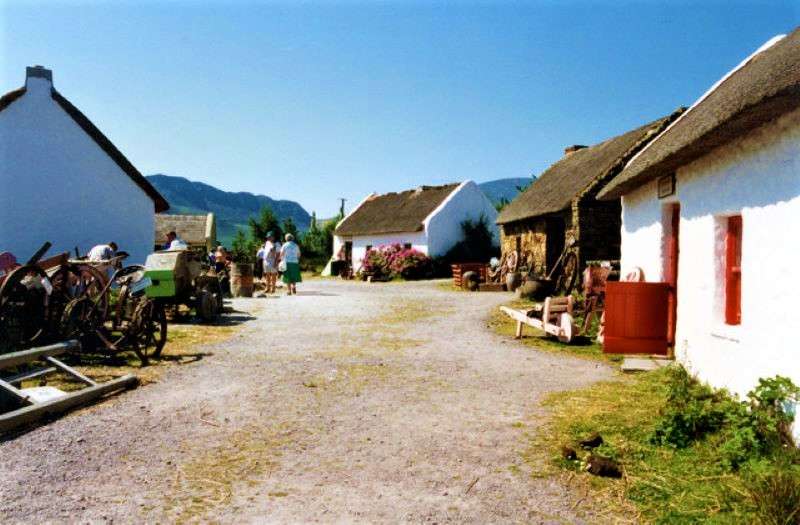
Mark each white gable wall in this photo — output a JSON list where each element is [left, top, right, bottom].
[[620, 107, 800, 398], [343, 231, 429, 272], [0, 76, 156, 264], [424, 180, 499, 256]]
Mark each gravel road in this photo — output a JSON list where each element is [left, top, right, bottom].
[[0, 279, 614, 524]]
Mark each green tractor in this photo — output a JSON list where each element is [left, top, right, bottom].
[[144, 250, 224, 323]]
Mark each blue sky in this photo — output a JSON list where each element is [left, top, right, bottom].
[[2, 1, 797, 217]]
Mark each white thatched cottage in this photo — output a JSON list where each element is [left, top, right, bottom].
[[334, 181, 499, 271], [0, 66, 169, 264], [599, 30, 800, 398]]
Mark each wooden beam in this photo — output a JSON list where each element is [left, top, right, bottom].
[[3, 367, 57, 386], [0, 374, 138, 434], [45, 357, 97, 387], [0, 340, 80, 370], [0, 378, 32, 404]]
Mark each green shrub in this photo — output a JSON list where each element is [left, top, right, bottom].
[[442, 215, 498, 264], [651, 369, 800, 471], [650, 367, 728, 448]]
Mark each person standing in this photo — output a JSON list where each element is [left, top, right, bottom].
[[262, 232, 281, 294], [279, 233, 301, 295]]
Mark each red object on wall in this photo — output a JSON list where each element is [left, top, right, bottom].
[[603, 281, 671, 355], [665, 204, 680, 344], [725, 216, 742, 325]]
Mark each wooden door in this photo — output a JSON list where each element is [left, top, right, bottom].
[[665, 204, 680, 344], [603, 282, 671, 355]]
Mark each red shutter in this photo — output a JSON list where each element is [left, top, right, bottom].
[[725, 216, 742, 325]]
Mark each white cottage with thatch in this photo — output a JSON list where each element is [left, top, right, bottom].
[[599, 31, 800, 399], [0, 66, 168, 264], [334, 181, 498, 271]]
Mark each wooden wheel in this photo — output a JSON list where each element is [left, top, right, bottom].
[[0, 265, 50, 352], [50, 264, 109, 338], [130, 299, 167, 365]]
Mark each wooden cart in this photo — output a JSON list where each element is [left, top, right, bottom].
[[500, 296, 577, 343]]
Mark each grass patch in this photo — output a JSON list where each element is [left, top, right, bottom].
[[527, 367, 799, 523], [487, 301, 611, 362], [163, 423, 295, 522]]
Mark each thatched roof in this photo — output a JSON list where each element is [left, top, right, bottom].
[[155, 213, 216, 247], [497, 114, 681, 225], [600, 29, 800, 199], [335, 183, 461, 236], [0, 84, 169, 213]]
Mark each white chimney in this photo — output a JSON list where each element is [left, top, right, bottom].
[[25, 65, 53, 94]]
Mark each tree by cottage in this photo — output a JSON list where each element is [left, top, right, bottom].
[[0, 66, 168, 264], [598, 29, 800, 403], [333, 181, 498, 272]]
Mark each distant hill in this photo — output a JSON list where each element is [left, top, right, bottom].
[[147, 174, 311, 247], [478, 177, 534, 206]]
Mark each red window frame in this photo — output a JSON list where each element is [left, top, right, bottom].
[[725, 215, 742, 325]]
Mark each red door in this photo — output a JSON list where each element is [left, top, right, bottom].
[[665, 204, 680, 344], [604, 282, 671, 355]]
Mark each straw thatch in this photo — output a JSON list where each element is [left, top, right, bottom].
[[497, 114, 679, 225], [335, 183, 460, 236], [600, 28, 800, 199]]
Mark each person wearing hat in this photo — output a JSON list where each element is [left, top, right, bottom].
[[262, 231, 281, 294], [279, 233, 301, 295]]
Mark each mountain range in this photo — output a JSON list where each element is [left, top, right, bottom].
[[147, 174, 532, 246], [146, 174, 312, 247]]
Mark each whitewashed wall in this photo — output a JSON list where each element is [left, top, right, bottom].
[[346, 231, 428, 272], [0, 74, 156, 264], [620, 107, 800, 399], [424, 180, 499, 256]]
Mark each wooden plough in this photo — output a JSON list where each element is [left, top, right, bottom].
[[0, 340, 138, 434], [500, 296, 577, 343]]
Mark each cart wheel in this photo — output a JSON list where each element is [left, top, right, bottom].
[[556, 252, 579, 295], [60, 296, 102, 341], [50, 264, 109, 336], [131, 300, 167, 365], [0, 265, 49, 352]]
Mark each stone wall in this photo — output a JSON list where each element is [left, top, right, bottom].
[[499, 210, 572, 275]]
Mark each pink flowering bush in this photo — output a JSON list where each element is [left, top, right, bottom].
[[359, 244, 433, 280]]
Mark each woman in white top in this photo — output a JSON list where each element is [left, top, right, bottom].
[[262, 232, 281, 294], [279, 233, 301, 295]]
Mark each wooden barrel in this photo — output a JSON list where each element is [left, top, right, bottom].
[[230, 263, 254, 297]]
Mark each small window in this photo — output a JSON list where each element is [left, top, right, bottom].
[[725, 215, 742, 325], [403, 243, 412, 250]]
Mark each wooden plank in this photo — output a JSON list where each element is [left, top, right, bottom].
[[0, 340, 80, 370], [45, 357, 97, 387], [3, 367, 57, 386], [0, 378, 32, 404], [0, 374, 138, 434]]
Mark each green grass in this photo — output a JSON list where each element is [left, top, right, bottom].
[[487, 298, 615, 362], [527, 367, 757, 523]]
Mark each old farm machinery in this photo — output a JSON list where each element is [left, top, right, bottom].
[[0, 242, 167, 365]]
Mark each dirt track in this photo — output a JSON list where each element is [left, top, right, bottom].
[[0, 279, 613, 523]]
